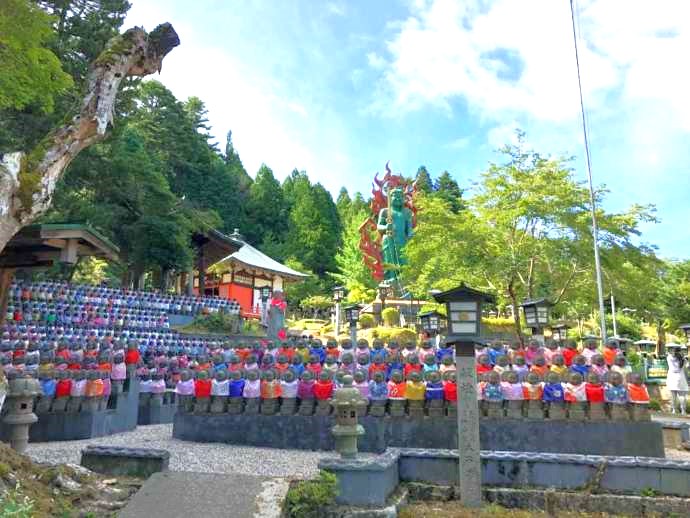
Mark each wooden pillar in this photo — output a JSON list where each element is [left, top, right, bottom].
[[198, 251, 206, 296], [0, 268, 16, 325]]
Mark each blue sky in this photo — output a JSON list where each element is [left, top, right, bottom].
[[125, 0, 689, 259]]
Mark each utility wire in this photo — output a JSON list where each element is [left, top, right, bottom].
[[569, 0, 608, 341]]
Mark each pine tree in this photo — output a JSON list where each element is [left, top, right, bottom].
[[415, 166, 433, 194], [434, 171, 464, 212]]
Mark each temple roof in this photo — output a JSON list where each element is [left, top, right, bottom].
[[213, 232, 308, 281]]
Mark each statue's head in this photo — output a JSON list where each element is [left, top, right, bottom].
[[389, 188, 404, 209]]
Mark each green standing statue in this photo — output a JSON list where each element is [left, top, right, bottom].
[[359, 163, 417, 284], [376, 188, 413, 281]]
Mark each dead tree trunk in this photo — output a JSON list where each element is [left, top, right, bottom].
[[0, 23, 179, 254]]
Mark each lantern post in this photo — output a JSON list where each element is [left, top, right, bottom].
[[433, 285, 495, 508]]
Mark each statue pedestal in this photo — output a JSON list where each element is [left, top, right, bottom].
[[526, 400, 543, 419], [193, 397, 210, 414], [369, 401, 386, 417], [280, 398, 297, 415], [298, 399, 315, 416], [589, 402, 607, 421], [486, 401, 504, 419], [610, 404, 630, 421], [506, 400, 525, 419], [244, 398, 260, 415], [567, 402, 587, 421], [427, 399, 444, 418], [210, 396, 227, 414], [408, 400, 425, 418], [227, 397, 244, 415], [547, 402, 566, 420]]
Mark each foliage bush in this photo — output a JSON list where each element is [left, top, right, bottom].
[[368, 326, 417, 344], [381, 307, 400, 327], [358, 313, 375, 329], [648, 398, 662, 411], [285, 470, 338, 518], [605, 313, 642, 340], [626, 350, 644, 369], [0, 484, 35, 518], [482, 317, 516, 336], [184, 313, 242, 334], [299, 295, 332, 311]]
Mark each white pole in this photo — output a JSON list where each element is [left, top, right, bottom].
[[569, 0, 607, 342], [611, 294, 617, 338], [335, 302, 341, 337]]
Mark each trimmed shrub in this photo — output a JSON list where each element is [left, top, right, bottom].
[[359, 313, 375, 329], [381, 307, 400, 327], [285, 470, 338, 518]]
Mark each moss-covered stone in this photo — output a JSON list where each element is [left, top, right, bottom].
[[94, 29, 138, 67]]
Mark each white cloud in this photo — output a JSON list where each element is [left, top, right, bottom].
[[327, 3, 346, 17], [376, 0, 690, 132], [366, 52, 387, 69], [446, 136, 470, 149]]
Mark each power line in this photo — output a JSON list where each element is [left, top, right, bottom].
[[569, 0, 608, 341]]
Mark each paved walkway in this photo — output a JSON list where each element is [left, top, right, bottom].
[[119, 471, 289, 518]]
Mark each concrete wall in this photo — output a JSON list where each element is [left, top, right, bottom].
[[0, 378, 140, 442], [397, 449, 690, 497], [173, 413, 665, 457], [138, 394, 177, 426]]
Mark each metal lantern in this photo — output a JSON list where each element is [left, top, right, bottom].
[[520, 298, 552, 330], [680, 324, 690, 343], [550, 323, 570, 342], [333, 286, 346, 303], [260, 286, 272, 302], [343, 304, 362, 325], [418, 310, 444, 335]]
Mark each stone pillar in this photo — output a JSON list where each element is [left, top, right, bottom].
[[2, 376, 41, 453], [454, 342, 483, 508]]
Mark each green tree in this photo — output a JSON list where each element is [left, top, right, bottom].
[[433, 170, 464, 212], [332, 208, 377, 302], [403, 132, 657, 342], [245, 164, 287, 248], [415, 166, 433, 194], [336, 187, 351, 222], [0, 0, 73, 113]]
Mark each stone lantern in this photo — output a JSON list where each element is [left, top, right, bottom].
[[331, 375, 364, 458], [343, 304, 362, 346], [520, 298, 552, 343], [2, 374, 42, 453], [418, 310, 444, 336], [433, 284, 495, 509], [333, 286, 346, 336], [550, 323, 570, 342]]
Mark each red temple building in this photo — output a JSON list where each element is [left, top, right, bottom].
[[186, 229, 307, 317]]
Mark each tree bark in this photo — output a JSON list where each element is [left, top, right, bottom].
[[0, 23, 179, 254], [507, 280, 524, 346]]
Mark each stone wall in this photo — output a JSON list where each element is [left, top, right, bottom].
[[0, 377, 140, 442], [137, 391, 177, 425], [173, 410, 665, 457]]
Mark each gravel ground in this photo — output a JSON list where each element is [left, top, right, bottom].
[[26, 424, 332, 478], [25, 422, 690, 476]]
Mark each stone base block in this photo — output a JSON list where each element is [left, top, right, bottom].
[[35, 396, 53, 414], [67, 396, 83, 413], [139, 393, 151, 407], [526, 401, 544, 419], [446, 403, 457, 417], [193, 397, 210, 414], [315, 400, 332, 416], [506, 400, 524, 419], [280, 398, 297, 415], [486, 401, 505, 419], [81, 446, 169, 478], [389, 400, 406, 417], [428, 400, 445, 418], [610, 404, 630, 421], [210, 396, 227, 414], [408, 400, 425, 419], [589, 402, 607, 421], [298, 399, 315, 416], [227, 397, 244, 415], [369, 401, 387, 417], [178, 395, 194, 413], [319, 450, 400, 506], [150, 394, 164, 407], [631, 404, 651, 421], [261, 399, 279, 416], [567, 402, 587, 421], [81, 397, 100, 413], [356, 401, 369, 417], [244, 398, 260, 415], [51, 396, 68, 412]]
